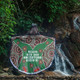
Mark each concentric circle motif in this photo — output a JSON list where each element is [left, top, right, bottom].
[[46, 52, 51, 59], [23, 46, 27, 52], [18, 56, 22, 64], [12, 45, 22, 56], [45, 49, 54, 59], [43, 58, 49, 67], [43, 60, 48, 67], [41, 38, 47, 43], [26, 36, 32, 44], [39, 59, 43, 64], [42, 46, 55, 67], [16, 46, 22, 56], [35, 37, 41, 44], [48, 59, 52, 66], [49, 51, 54, 57], [10, 54, 18, 67]]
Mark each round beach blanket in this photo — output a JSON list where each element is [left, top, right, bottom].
[[10, 35, 55, 74]]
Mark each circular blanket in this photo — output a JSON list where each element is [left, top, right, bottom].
[[10, 35, 55, 74]]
